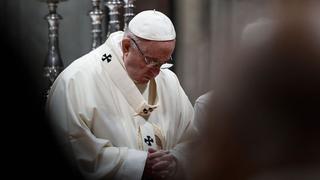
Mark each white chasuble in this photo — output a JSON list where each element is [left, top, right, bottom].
[[46, 31, 196, 180]]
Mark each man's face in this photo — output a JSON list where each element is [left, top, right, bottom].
[[123, 38, 175, 84]]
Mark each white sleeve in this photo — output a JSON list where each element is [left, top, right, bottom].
[[169, 79, 198, 179], [46, 77, 147, 180]]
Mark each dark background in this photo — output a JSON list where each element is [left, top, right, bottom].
[[1, 0, 172, 179], [0, 0, 283, 178], [2, 18, 84, 180]]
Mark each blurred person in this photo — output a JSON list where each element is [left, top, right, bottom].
[[191, 15, 320, 180], [193, 18, 274, 133]]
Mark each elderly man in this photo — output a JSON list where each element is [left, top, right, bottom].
[[46, 10, 195, 180]]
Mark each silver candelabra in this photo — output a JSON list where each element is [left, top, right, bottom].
[[123, 0, 135, 30], [89, 0, 104, 49], [104, 0, 122, 37], [39, 0, 66, 93]]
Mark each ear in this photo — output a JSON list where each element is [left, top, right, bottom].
[[122, 38, 131, 56]]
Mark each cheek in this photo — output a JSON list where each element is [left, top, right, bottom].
[[125, 58, 142, 73], [124, 56, 147, 78]]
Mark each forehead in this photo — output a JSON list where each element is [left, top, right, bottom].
[[139, 40, 176, 58]]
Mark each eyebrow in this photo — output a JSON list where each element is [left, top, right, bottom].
[[146, 56, 170, 62], [130, 37, 171, 61]]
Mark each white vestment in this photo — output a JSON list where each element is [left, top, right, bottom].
[[46, 31, 195, 180]]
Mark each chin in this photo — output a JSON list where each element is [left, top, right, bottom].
[[135, 78, 149, 84], [140, 80, 150, 84]]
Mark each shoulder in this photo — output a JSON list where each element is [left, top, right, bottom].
[[195, 91, 213, 106], [157, 68, 179, 84], [156, 69, 192, 103], [51, 49, 102, 91], [156, 69, 184, 93]]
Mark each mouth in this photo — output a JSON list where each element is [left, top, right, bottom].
[[136, 77, 150, 84]]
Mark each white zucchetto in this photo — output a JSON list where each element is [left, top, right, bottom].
[[128, 10, 176, 41]]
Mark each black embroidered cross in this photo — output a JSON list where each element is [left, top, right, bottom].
[[102, 54, 112, 63], [144, 136, 154, 146]]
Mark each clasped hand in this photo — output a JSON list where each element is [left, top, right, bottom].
[[143, 148, 177, 180]]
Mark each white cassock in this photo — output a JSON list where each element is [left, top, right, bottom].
[[46, 31, 195, 180]]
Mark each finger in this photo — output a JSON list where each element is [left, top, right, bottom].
[[149, 150, 169, 159], [148, 155, 165, 167], [152, 160, 170, 171], [155, 154, 175, 162], [147, 148, 157, 159], [148, 153, 173, 165], [153, 158, 176, 175]]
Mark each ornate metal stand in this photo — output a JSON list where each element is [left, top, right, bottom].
[[39, 0, 66, 95], [123, 0, 135, 30], [104, 0, 122, 37], [89, 0, 104, 49]]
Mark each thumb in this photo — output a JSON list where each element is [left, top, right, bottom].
[[148, 148, 157, 153]]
